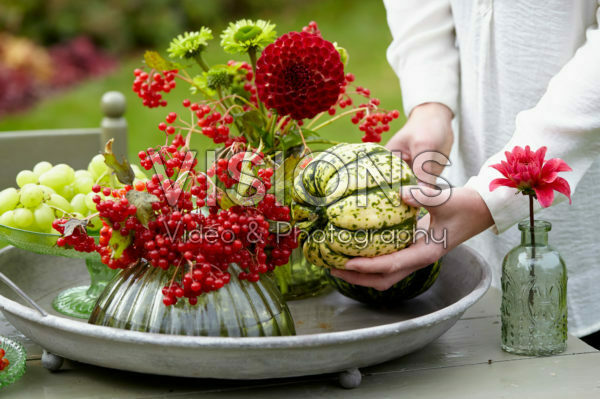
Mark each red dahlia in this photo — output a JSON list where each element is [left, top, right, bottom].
[[255, 31, 345, 120]]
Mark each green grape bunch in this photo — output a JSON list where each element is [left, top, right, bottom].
[[0, 157, 147, 234]]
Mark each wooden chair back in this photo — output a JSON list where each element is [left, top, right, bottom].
[[0, 92, 128, 189]]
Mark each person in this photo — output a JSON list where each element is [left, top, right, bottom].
[[330, 0, 600, 345]]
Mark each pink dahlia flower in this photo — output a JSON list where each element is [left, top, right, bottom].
[[489, 145, 572, 208]]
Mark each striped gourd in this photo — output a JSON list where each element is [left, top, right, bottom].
[[292, 143, 442, 302], [293, 143, 418, 267]]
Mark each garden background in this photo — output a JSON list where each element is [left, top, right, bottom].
[[0, 0, 406, 164]]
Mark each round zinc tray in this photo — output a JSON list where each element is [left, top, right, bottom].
[[0, 244, 491, 381]]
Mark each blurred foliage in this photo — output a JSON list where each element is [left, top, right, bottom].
[[0, 0, 298, 53], [0, 0, 405, 165]]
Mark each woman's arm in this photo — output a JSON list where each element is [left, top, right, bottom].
[[465, 1, 600, 233], [333, 2, 600, 289], [383, 0, 459, 181]]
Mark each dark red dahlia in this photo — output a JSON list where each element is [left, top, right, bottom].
[[255, 31, 345, 120]]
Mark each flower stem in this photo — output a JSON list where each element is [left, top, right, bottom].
[[312, 107, 370, 132], [193, 53, 210, 72], [528, 194, 536, 310], [305, 111, 325, 130], [529, 194, 536, 258], [248, 48, 258, 74]]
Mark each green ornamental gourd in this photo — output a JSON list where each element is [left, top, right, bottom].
[[292, 142, 441, 303]]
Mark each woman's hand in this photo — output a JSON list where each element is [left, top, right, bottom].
[[386, 102, 454, 185], [330, 186, 494, 291]]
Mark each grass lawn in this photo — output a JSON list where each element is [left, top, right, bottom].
[[0, 0, 406, 167]]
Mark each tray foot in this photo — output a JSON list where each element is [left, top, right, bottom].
[[338, 368, 362, 389], [42, 350, 64, 372]]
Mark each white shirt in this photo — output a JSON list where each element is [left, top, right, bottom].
[[384, 0, 600, 337]]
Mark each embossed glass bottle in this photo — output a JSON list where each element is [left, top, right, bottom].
[[501, 220, 567, 355]]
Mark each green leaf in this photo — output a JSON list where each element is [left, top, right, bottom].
[[109, 229, 131, 259], [62, 218, 88, 237], [280, 129, 323, 151], [240, 109, 263, 126], [103, 139, 135, 186], [125, 190, 159, 227], [279, 152, 302, 204], [144, 50, 177, 71], [240, 110, 266, 146], [217, 188, 236, 210]]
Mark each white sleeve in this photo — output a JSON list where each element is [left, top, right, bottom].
[[383, 0, 459, 117], [465, 4, 600, 234]]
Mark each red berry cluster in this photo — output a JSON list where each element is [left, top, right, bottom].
[[257, 193, 289, 222], [53, 219, 98, 253], [132, 68, 177, 108], [139, 133, 198, 179], [190, 105, 235, 145], [353, 106, 400, 143], [89, 185, 142, 269], [0, 348, 9, 371], [60, 134, 296, 306], [156, 101, 248, 149], [208, 149, 268, 190], [322, 71, 400, 143], [227, 60, 257, 107]]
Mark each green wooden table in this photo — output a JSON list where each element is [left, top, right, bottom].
[[1, 288, 599, 398]]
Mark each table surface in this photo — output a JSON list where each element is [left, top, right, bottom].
[[1, 288, 599, 398]]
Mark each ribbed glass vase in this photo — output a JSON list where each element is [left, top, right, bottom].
[[501, 220, 567, 356], [89, 262, 295, 337]]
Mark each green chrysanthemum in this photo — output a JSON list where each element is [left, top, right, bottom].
[[220, 19, 277, 54], [167, 28, 213, 59], [190, 64, 244, 96]]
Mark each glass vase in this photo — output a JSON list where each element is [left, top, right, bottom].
[[0, 224, 117, 319], [52, 258, 117, 319], [501, 220, 567, 356], [272, 246, 330, 300], [89, 261, 296, 337]]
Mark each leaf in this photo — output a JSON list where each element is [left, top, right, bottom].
[[125, 190, 159, 227], [217, 188, 236, 210], [109, 229, 132, 259], [103, 139, 135, 186], [144, 50, 177, 71], [239, 110, 266, 145], [280, 152, 302, 204], [62, 218, 88, 237], [281, 129, 322, 151]]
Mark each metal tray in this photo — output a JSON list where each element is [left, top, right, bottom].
[[0, 245, 490, 381]]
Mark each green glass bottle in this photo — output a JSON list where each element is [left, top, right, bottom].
[[501, 220, 567, 356], [272, 246, 330, 300]]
